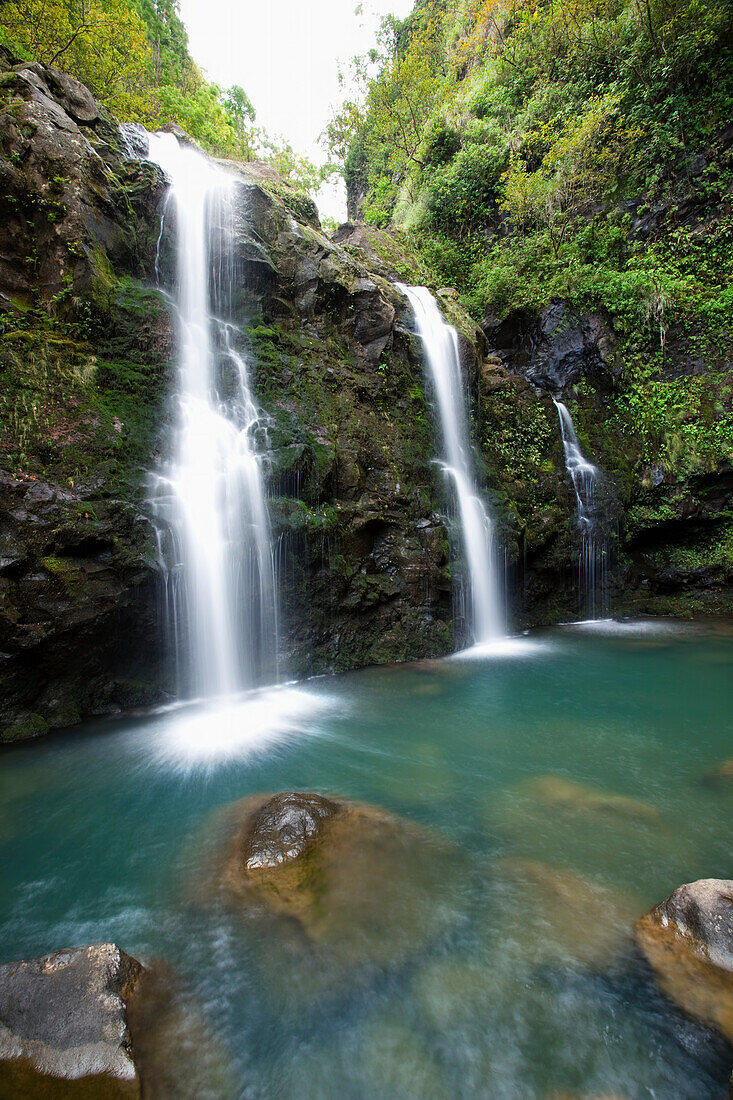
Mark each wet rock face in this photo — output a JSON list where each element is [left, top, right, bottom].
[[243, 792, 338, 870], [636, 878, 733, 1042], [0, 943, 142, 1097], [0, 470, 166, 741], [0, 50, 166, 309], [481, 301, 615, 393]]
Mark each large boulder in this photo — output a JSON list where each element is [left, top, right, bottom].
[[0, 945, 237, 1098], [635, 878, 733, 1042], [0, 942, 143, 1097], [199, 791, 464, 971]]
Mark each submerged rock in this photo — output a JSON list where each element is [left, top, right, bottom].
[[201, 790, 463, 971], [514, 776, 659, 821], [492, 858, 641, 968], [487, 773, 688, 897], [635, 878, 733, 1042], [0, 942, 143, 1097], [703, 757, 733, 787], [125, 962, 237, 1100]]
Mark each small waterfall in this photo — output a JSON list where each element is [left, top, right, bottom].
[[553, 398, 609, 620], [398, 285, 503, 643], [143, 131, 278, 698]]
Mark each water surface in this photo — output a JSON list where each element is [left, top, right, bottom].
[[1, 622, 732, 1098]]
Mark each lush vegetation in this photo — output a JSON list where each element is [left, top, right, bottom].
[[331, 0, 733, 484], [333, 0, 732, 322], [0, 0, 327, 187]]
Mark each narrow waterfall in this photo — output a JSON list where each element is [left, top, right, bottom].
[[553, 398, 609, 619], [144, 132, 278, 698], [398, 285, 503, 643]]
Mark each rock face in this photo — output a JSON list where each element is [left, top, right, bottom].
[[2, 47, 729, 740], [0, 942, 143, 1097], [635, 878, 733, 1042], [203, 791, 463, 970], [0, 49, 462, 738], [482, 302, 615, 393]]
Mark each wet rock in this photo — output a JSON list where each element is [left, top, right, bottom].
[[201, 791, 464, 970], [242, 791, 338, 869], [635, 878, 733, 1042], [0, 943, 143, 1097], [512, 775, 659, 821], [0, 945, 236, 1099], [492, 858, 641, 968], [482, 301, 615, 392], [703, 757, 733, 787]]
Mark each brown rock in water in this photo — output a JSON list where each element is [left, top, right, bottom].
[[126, 963, 237, 1100], [0, 945, 236, 1099], [0, 943, 143, 1098], [703, 758, 733, 787], [202, 790, 463, 970], [495, 859, 642, 968], [635, 878, 733, 1042], [517, 776, 659, 821]]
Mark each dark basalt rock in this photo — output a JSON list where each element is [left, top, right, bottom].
[[0, 943, 143, 1097], [636, 878, 733, 1042], [243, 791, 339, 869], [481, 301, 616, 393]]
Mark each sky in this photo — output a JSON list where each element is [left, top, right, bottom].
[[176, 0, 415, 221]]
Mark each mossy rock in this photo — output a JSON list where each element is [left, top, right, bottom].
[[195, 790, 466, 972]]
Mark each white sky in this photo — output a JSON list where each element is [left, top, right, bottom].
[[177, 0, 415, 221]]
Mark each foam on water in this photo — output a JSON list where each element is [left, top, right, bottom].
[[150, 686, 328, 769]]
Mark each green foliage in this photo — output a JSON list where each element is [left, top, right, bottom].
[[0, 0, 327, 191], [0, 0, 155, 119], [611, 367, 733, 475], [343, 0, 733, 323]]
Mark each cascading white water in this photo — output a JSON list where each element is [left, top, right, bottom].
[[143, 132, 277, 698], [398, 285, 503, 643], [553, 398, 608, 619]]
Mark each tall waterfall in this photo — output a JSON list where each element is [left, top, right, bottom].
[[144, 132, 277, 698], [553, 398, 609, 619], [398, 285, 503, 643]]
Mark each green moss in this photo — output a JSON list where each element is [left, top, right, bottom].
[[2, 711, 49, 742]]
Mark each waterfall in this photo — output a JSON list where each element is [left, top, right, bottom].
[[552, 398, 609, 620], [398, 285, 503, 643], [143, 131, 278, 698]]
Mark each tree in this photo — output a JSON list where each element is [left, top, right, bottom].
[[0, 0, 155, 119]]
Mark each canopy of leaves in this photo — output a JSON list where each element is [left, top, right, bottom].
[[338, 0, 733, 336], [0, 0, 326, 194]]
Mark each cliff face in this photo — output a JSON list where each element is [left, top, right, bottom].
[[0, 53, 464, 740], [1, 52, 730, 742]]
